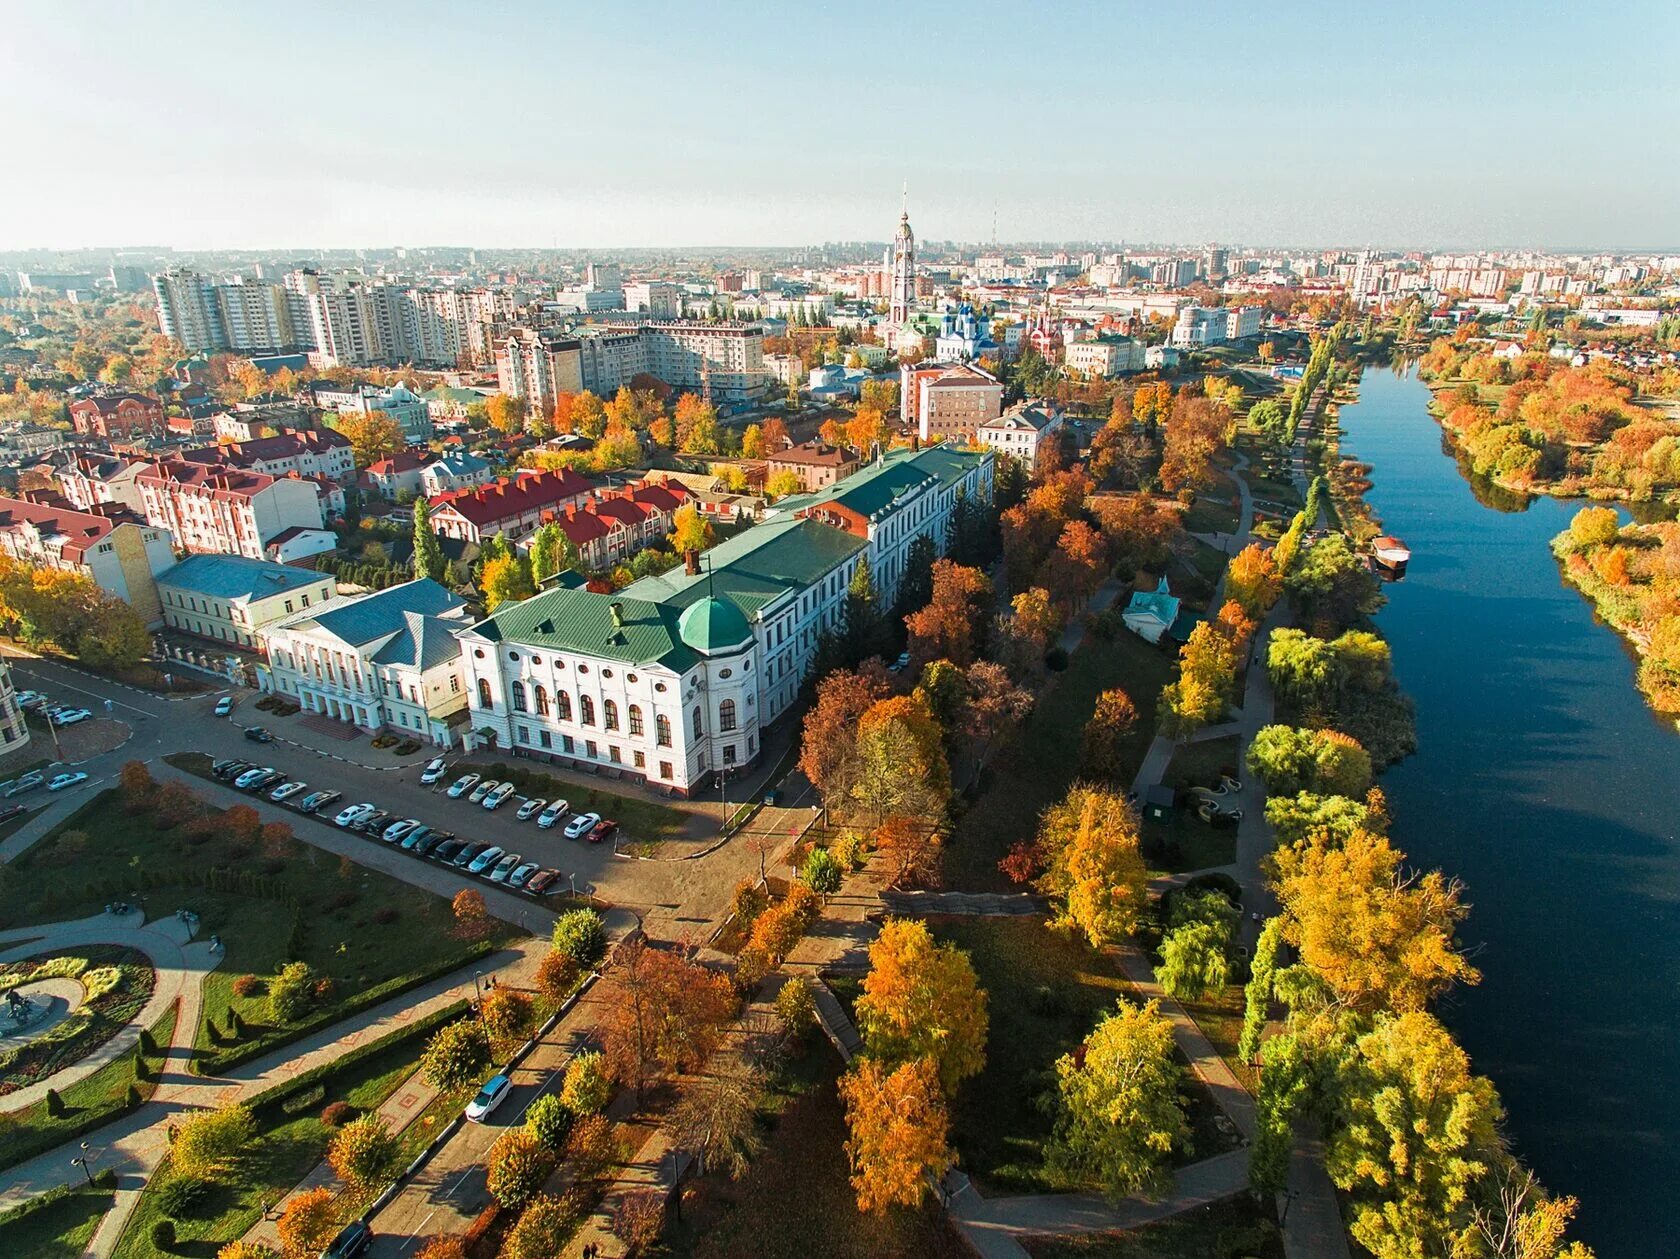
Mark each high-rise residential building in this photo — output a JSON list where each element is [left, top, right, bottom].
[[567, 320, 768, 401], [153, 269, 227, 351], [497, 329, 584, 415], [900, 361, 1004, 442], [623, 281, 682, 318]]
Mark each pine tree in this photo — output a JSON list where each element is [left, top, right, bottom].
[[412, 498, 446, 583], [841, 556, 891, 664]]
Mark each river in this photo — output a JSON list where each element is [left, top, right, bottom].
[[1334, 366, 1680, 1255]]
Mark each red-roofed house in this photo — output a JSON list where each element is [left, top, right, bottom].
[[427, 468, 594, 544], [135, 461, 325, 560], [68, 392, 165, 441], [0, 495, 175, 624], [179, 429, 354, 483], [364, 450, 432, 500]]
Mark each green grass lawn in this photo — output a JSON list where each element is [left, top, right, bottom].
[[0, 1187, 116, 1259], [0, 945, 155, 1099], [1142, 738, 1241, 873], [662, 1038, 970, 1259], [1181, 470, 1242, 536], [2, 788, 513, 1070], [1020, 1196, 1283, 1259], [925, 917, 1233, 1196], [113, 1028, 432, 1259], [943, 629, 1176, 893]]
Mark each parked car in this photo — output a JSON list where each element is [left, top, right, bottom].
[[4, 772, 44, 797], [516, 797, 546, 822], [0, 804, 27, 823], [507, 862, 541, 888], [244, 727, 273, 743], [466, 845, 505, 874], [247, 770, 286, 792], [20, 694, 50, 713], [235, 767, 274, 789], [299, 790, 341, 814], [321, 1219, 373, 1258], [214, 696, 235, 717], [270, 780, 308, 802], [432, 838, 466, 864], [464, 1074, 512, 1123], [15, 690, 41, 708], [52, 708, 92, 727], [467, 779, 497, 805], [588, 818, 619, 845], [413, 830, 451, 856], [355, 810, 393, 835], [482, 782, 516, 811], [47, 771, 89, 792], [451, 841, 488, 868], [487, 853, 522, 882], [420, 756, 449, 785], [447, 773, 480, 799], [212, 759, 247, 778], [564, 812, 601, 840], [536, 799, 571, 829], [525, 869, 562, 895], [335, 803, 376, 828], [382, 819, 422, 844], [400, 826, 432, 851]]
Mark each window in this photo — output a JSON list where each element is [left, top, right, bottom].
[[580, 695, 595, 725], [656, 714, 672, 747], [586, 740, 599, 758], [719, 699, 737, 732], [557, 690, 573, 720], [477, 678, 493, 708], [539, 730, 552, 749], [603, 700, 619, 731], [634, 750, 646, 768], [285, 600, 294, 614], [628, 705, 643, 737], [692, 706, 704, 739], [723, 743, 737, 765], [660, 761, 673, 780], [511, 682, 527, 712], [609, 745, 621, 764], [450, 675, 460, 694], [534, 684, 549, 716], [562, 734, 575, 753], [300, 593, 310, 607], [517, 724, 530, 744]]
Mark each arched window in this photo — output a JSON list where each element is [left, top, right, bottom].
[[692, 706, 703, 739], [476, 678, 493, 709], [533, 684, 549, 716], [557, 690, 572, 721], [511, 681, 527, 712], [580, 695, 595, 725], [656, 713, 672, 747], [628, 705, 644, 737], [604, 699, 619, 731], [719, 699, 737, 732]]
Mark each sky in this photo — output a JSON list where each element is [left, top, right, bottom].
[[4, 0, 1677, 252]]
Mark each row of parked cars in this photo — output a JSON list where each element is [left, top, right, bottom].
[[210, 758, 344, 814], [16, 690, 93, 727], [426, 760, 619, 845], [328, 795, 572, 897]]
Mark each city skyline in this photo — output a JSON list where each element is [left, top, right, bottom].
[[5, 0, 1677, 253]]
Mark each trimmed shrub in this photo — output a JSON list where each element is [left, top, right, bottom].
[[231, 974, 263, 999], [155, 1175, 210, 1219], [551, 909, 607, 968], [320, 1100, 357, 1127], [150, 1219, 175, 1250]]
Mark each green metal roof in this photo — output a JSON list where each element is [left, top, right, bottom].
[[777, 442, 990, 519], [619, 515, 866, 620], [472, 586, 698, 670], [678, 597, 753, 652]]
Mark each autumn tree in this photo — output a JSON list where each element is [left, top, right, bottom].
[[798, 665, 890, 813], [420, 1018, 491, 1090], [605, 940, 738, 1097], [855, 919, 987, 1093], [336, 409, 405, 466], [1035, 785, 1148, 947], [451, 888, 490, 941], [1271, 828, 1480, 1014], [671, 503, 713, 555], [761, 416, 790, 451], [1048, 998, 1188, 1198], [1009, 585, 1062, 651], [523, 1094, 573, 1151], [1078, 688, 1138, 782], [535, 949, 581, 1004], [486, 392, 528, 434], [551, 908, 607, 967], [838, 1055, 954, 1213], [327, 1115, 399, 1196], [528, 521, 580, 584], [560, 1049, 610, 1114], [666, 1060, 764, 1179], [1567, 506, 1619, 548], [873, 814, 940, 889], [904, 558, 992, 667], [486, 1128, 554, 1209], [172, 1103, 256, 1180], [480, 551, 535, 611], [1225, 543, 1282, 617], [480, 987, 535, 1049], [1037, 519, 1107, 608], [501, 1193, 588, 1259], [1159, 395, 1230, 493], [851, 693, 949, 825], [1158, 889, 1239, 1001], [847, 406, 889, 452], [674, 393, 722, 454], [572, 390, 608, 438], [1159, 620, 1237, 736]]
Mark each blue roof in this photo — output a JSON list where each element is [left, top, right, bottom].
[[372, 610, 464, 671], [293, 578, 465, 648], [156, 554, 326, 602], [1125, 577, 1181, 624]]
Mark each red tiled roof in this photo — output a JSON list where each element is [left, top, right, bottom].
[[590, 495, 649, 526], [366, 450, 431, 477], [554, 506, 610, 545], [136, 460, 277, 501], [69, 393, 160, 415], [428, 468, 593, 526], [629, 482, 685, 511], [181, 429, 348, 470], [0, 494, 124, 563]]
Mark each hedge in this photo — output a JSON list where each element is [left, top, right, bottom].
[[0, 1174, 116, 1230]]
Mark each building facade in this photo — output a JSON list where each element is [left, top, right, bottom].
[[0, 658, 29, 761], [68, 393, 165, 441], [977, 400, 1064, 471], [158, 554, 337, 651], [135, 462, 325, 560], [0, 496, 175, 625], [901, 361, 1004, 443], [765, 440, 861, 491], [427, 469, 595, 544]]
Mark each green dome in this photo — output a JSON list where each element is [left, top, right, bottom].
[[677, 597, 752, 653]]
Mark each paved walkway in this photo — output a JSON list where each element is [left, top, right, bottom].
[[880, 889, 1047, 916]]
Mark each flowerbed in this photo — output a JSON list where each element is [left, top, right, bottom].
[[0, 946, 155, 1096]]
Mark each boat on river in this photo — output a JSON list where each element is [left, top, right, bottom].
[[1372, 535, 1412, 572]]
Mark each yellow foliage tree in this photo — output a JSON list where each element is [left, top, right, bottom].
[[1035, 786, 1148, 947], [837, 1056, 953, 1214], [854, 919, 987, 1093]]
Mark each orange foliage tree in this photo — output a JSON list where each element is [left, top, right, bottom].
[[838, 1056, 954, 1213]]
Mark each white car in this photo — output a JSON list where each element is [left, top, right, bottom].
[[270, 780, 308, 802], [382, 819, 422, 844], [467, 779, 498, 805], [447, 773, 481, 799], [47, 771, 89, 792], [564, 811, 601, 840], [15, 690, 41, 708], [482, 782, 516, 811], [51, 708, 92, 727], [335, 803, 376, 828], [235, 766, 275, 789], [487, 853, 522, 883], [507, 862, 541, 888], [420, 757, 449, 785], [214, 696, 235, 717], [516, 797, 545, 821], [466, 845, 504, 874], [463, 1074, 511, 1123], [536, 800, 570, 829]]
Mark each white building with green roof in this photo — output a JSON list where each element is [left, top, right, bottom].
[[457, 443, 993, 794]]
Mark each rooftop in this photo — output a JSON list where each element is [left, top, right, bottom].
[[281, 577, 465, 648], [156, 553, 326, 602]]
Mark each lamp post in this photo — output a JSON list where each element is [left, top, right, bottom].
[[71, 1142, 94, 1186], [471, 971, 483, 1004]]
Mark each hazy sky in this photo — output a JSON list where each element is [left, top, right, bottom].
[[5, 0, 1676, 251]]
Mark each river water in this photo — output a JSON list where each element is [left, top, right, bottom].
[[1334, 366, 1680, 1255]]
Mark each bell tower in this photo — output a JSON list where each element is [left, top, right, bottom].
[[890, 183, 915, 326]]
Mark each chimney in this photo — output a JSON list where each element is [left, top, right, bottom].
[[685, 548, 701, 576], [609, 601, 624, 628]]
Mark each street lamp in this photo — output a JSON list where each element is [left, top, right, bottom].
[[70, 1141, 95, 1186], [471, 971, 483, 1003]]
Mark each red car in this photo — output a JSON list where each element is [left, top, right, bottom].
[[587, 818, 618, 845], [525, 869, 562, 895], [0, 803, 27, 823]]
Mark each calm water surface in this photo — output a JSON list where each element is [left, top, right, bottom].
[[1336, 367, 1680, 1256]]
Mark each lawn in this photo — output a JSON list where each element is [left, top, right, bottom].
[[1176, 985, 1256, 1094], [113, 1020, 440, 1259], [924, 917, 1234, 1196], [662, 1038, 970, 1259], [1021, 1196, 1283, 1259], [0, 945, 156, 1098], [943, 629, 1176, 893], [0, 1186, 116, 1259], [468, 759, 690, 846], [1141, 737, 1242, 873], [0, 1004, 178, 1173], [1181, 470, 1242, 537], [1, 788, 512, 1072]]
